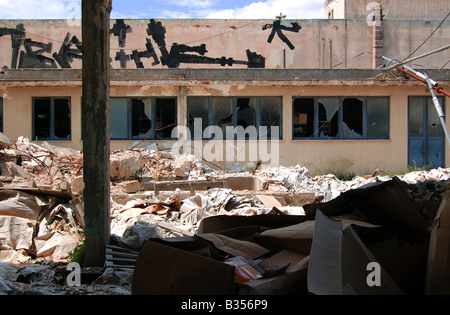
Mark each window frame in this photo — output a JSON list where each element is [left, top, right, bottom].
[[292, 96, 390, 140], [187, 96, 283, 140], [109, 96, 177, 141], [32, 97, 71, 141]]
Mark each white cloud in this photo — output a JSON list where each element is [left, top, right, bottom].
[[206, 0, 325, 19], [0, 0, 325, 20], [0, 0, 73, 19], [166, 0, 215, 9]]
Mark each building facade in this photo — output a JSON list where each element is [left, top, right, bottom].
[[0, 0, 449, 175]]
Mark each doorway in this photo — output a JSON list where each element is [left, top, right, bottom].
[[408, 96, 446, 169]]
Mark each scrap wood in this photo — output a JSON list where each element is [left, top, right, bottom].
[[105, 245, 139, 269]]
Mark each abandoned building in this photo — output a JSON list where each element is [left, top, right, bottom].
[[0, 0, 449, 176]]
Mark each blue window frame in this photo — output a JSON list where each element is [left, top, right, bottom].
[[292, 96, 389, 140], [187, 96, 282, 140], [33, 97, 71, 141], [110, 97, 177, 140]]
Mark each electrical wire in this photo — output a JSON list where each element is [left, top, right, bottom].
[[400, 10, 450, 63]]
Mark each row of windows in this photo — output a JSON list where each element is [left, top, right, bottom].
[[26, 96, 393, 141], [187, 97, 282, 140], [293, 97, 390, 140]]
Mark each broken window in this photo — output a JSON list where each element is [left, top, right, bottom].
[[318, 98, 339, 138], [293, 98, 314, 138], [187, 97, 209, 139], [131, 98, 152, 138], [342, 98, 363, 139], [33, 98, 71, 141], [187, 97, 282, 140], [110, 97, 177, 140], [213, 98, 233, 139], [260, 97, 282, 139], [155, 98, 177, 139], [293, 97, 389, 140], [236, 98, 257, 139], [367, 97, 389, 139]]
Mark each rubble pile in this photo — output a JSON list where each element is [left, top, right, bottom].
[[0, 133, 449, 295]]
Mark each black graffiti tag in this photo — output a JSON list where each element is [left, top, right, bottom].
[[263, 19, 301, 50], [53, 33, 83, 68], [110, 19, 132, 48]]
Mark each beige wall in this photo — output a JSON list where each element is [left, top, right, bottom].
[[2, 82, 449, 175], [1, 18, 448, 71], [325, 0, 450, 20]]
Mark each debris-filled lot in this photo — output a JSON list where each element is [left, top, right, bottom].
[[0, 134, 449, 295]]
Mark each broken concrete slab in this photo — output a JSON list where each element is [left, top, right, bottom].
[[1, 162, 29, 178], [0, 133, 11, 148], [110, 150, 144, 180]]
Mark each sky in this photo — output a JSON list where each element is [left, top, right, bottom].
[[0, 0, 326, 20]]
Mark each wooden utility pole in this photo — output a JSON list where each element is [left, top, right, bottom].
[[81, 0, 112, 267]]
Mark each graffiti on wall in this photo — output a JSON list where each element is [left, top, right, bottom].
[[115, 19, 266, 69], [0, 23, 82, 69], [0, 18, 301, 69], [262, 16, 302, 50]]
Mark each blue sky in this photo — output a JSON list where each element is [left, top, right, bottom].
[[0, 0, 326, 20]]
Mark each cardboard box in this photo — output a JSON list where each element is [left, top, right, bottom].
[[298, 114, 308, 124], [304, 178, 434, 295], [131, 237, 236, 295], [308, 210, 405, 295], [132, 215, 313, 295]]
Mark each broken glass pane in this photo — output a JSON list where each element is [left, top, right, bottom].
[[342, 98, 363, 139], [212, 98, 233, 139], [318, 98, 339, 139], [367, 97, 389, 139], [293, 98, 314, 138], [155, 98, 176, 139], [236, 98, 257, 139], [131, 98, 152, 138], [260, 97, 282, 139], [427, 96, 445, 138], [53, 98, 71, 139], [188, 97, 209, 139], [33, 98, 51, 140]]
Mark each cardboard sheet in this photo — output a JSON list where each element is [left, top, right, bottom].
[[307, 210, 343, 295], [199, 233, 270, 260], [425, 189, 450, 294], [0, 215, 34, 251], [132, 240, 235, 295], [0, 189, 49, 220], [308, 210, 404, 295], [303, 178, 430, 237], [34, 231, 80, 258], [237, 250, 310, 295]]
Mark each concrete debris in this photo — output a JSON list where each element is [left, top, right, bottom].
[[0, 134, 449, 294]]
